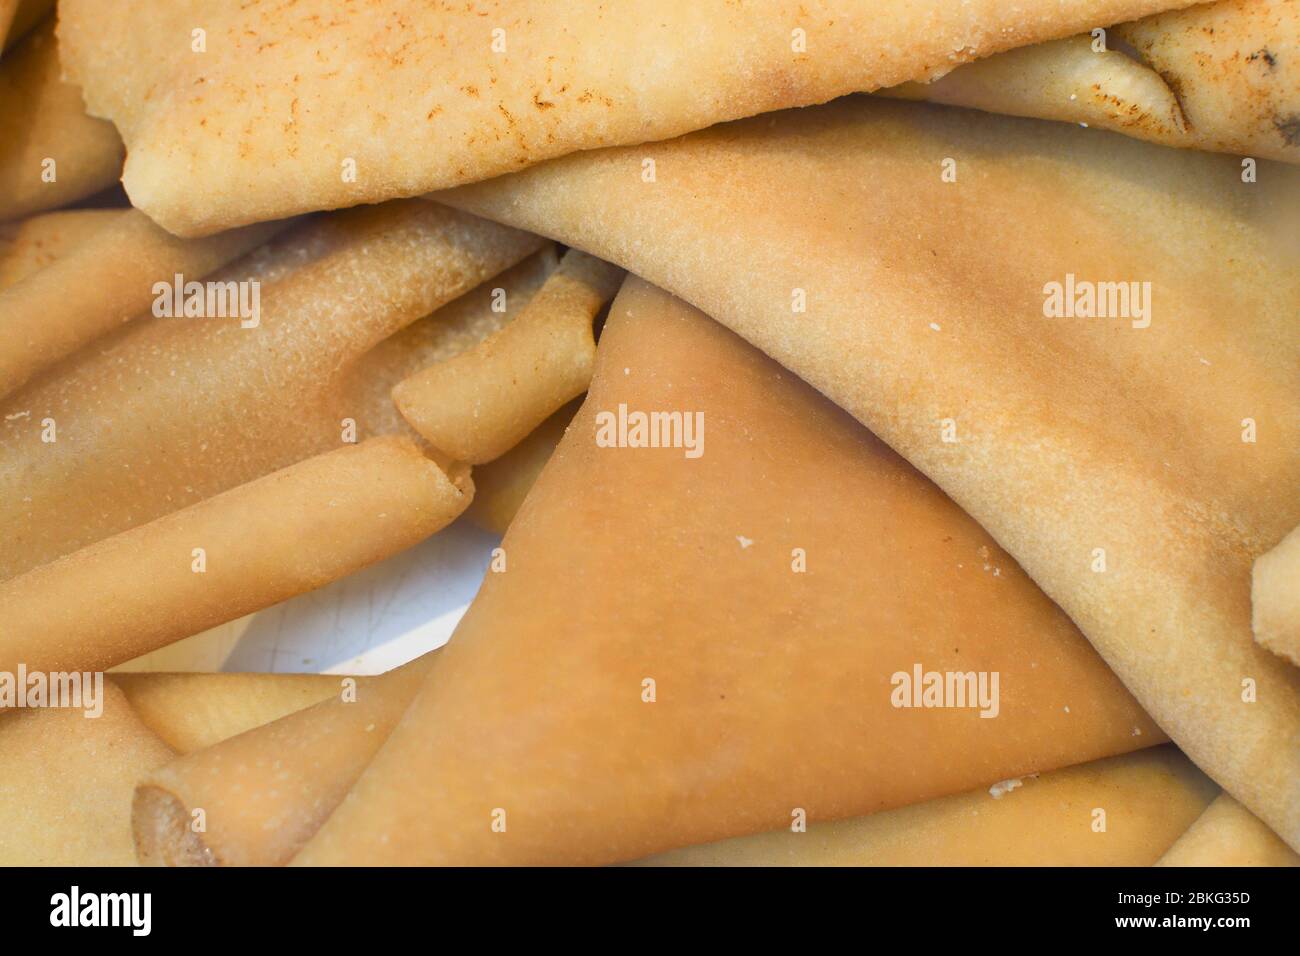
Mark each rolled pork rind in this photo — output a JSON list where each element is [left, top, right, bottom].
[[1156, 793, 1300, 866], [111, 672, 370, 755], [0, 210, 286, 399], [0, 20, 124, 220], [0, 200, 543, 581], [133, 656, 434, 867], [883, 36, 1190, 148], [0, 208, 122, 287], [885, 0, 1300, 162], [0, 436, 472, 673], [637, 747, 1217, 866], [394, 248, 622, 463]]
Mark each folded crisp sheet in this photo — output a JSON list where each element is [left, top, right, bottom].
[[438, 98, 1300, 849], [0, 21, 123, 220], [292, 279, 1162, 866], [0, 200, 542, 581], [887, 0, 1300, 162], [56, 0, 1191, 236], [1156, 793, 1300, 865], [638, 747, 1217, 866]]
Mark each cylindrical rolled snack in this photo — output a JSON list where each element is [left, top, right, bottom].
[[0, 436, 471, 674], [0, 200, 542, 581], [336, 246, 559, 439], [1156, 793, 1300, 866], [0, 208, 122, 287], [0, 679, 174, 866], [393, 248, 623, 463], [133, 655, 435, 867], [0, 210, 286, 399], [112, 672, 368, 755], [0, 20, 124, 220], [466, 399, 580, 535], [1252, 525, 1300, 667], [636, 746, 1217, 867], [882, 35, 1190, 149]]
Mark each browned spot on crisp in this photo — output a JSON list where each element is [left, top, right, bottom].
[[1247, 48, 1277, 70], [427, 105, 444, 120], [1275, 115, 1300, 147], [532, 93, 554, 110], [461, 85, 480, 97]]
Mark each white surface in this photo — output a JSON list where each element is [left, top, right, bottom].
[[118, 520, 500, 676]]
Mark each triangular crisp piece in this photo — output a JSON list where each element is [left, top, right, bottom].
[[294, 278, 1160, 866], [441, 96, 1300, 848]]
